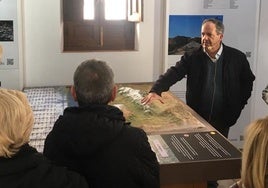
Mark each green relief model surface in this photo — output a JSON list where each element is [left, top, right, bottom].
[[111, 84, 205, 134]]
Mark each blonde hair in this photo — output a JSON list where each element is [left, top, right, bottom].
[[241, 116, 268, 188], [0, 88, 34, 158]]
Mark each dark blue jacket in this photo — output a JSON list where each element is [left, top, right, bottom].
[[151, 44, 255, 127], [43, 105, 160, 188], [0, 144, 88, 188]]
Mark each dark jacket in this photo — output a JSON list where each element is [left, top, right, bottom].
[[151, 44, 255, 127], [0, 144, 88, 188], [43, 104, 160, 188]]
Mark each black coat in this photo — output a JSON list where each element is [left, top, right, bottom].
[[0, 144, 88, 188], [151, 44, 255, 127], [43, 104, 160, 188]]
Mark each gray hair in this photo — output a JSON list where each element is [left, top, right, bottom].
[[73, 59, 114, 106], [202, 18, 224, 34]]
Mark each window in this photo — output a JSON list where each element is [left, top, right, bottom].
[[83, 0, 94, 20], [104, 0, 126, 20], [62, 0, 142, 52]]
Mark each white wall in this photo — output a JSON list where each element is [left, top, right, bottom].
[[252, 0, 268, 119], [22, 0, 164, 87]]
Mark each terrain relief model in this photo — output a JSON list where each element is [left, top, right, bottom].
[[112, 84, 205, 134]]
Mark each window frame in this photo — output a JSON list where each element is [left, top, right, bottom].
[[62, 0, 143, 52]]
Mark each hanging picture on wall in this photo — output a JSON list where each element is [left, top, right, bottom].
[[168, 15, 223, 55], [0, 20, 14, 41]]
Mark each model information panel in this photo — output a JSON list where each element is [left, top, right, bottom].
[[149, 131, 241, 164]]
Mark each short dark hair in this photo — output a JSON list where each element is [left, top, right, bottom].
[[202, 18, 224, 34], [73, 59, 114, 106]]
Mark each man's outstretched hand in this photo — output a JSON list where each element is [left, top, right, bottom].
[[141, 92, 164, 105]]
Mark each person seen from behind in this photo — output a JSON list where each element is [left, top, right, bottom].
[[230, 116, 268, 188], [43, 59, 160, 188], [0, 88, 88, 188]]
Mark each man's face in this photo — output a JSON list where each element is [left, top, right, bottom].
[[201, 22, 223, 53]]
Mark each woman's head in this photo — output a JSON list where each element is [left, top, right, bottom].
[[0, 89, 34, 158], [241, 116, 268, 188]]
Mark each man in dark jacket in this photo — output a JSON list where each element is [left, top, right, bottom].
[[43, 59, 160, 188], [142, 18, 255, 188], [142, 18, 255, 138]]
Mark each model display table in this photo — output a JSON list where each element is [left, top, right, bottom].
[[24, 83, 241, 188]]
